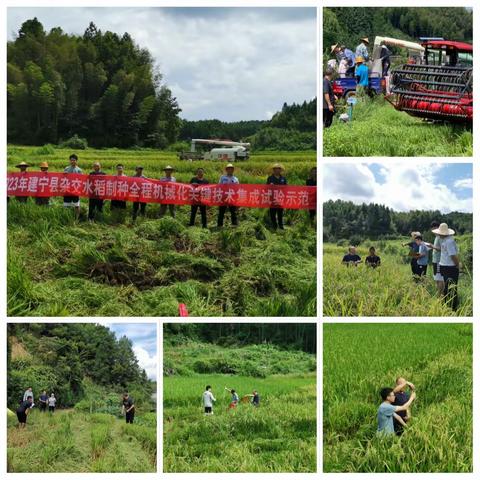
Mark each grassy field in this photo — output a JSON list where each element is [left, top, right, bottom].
[[323, 323, 473, 473], [323, 238, 473, 317], [163, 342, 316, 472], [7, 146, 316, 317], [7, 409, 156, 472], [323, 97, 473, 157]]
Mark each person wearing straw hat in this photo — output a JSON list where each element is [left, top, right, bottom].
[[355, 37, 370, 62], [132, 166, 147, 221], [35, 162, 50, 206], [217, 163, 239, 227], [63, 154, 82, 218], [88, 162, 106, 221], [266, 164, 287, 230], [402, 232, 421, 277], [431, 223, 460, 310], [159, 165, 177, 218], [14, 162, 30, 203], [355, 56, 369, 100], [428, 221, 445, 295]]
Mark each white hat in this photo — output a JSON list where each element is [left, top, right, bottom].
[[432, 223, 455, 236]]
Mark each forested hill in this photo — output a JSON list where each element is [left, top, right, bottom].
[[164, 323, 316, 354], [324, 7, 473, 54], [7, 323, 154, 409], [323, 199, 473, 243]]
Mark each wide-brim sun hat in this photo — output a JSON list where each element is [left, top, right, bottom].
[[39, 162, 49, 168], [432, 223, 455, 236], [15, 161, 30, 168], [410, 231, 421, 238], [330, 43, 339, 53], [355, 56, 364, 64], [225, 163, 235, 169], [164, 165, 175, 170], [362, 37, 370, 44], [272, 163, 283, 170]]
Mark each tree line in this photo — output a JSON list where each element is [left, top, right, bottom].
[[324, 7, 473, 56], [323, 199, 473, 244], [7, 323, 153, 409], [164, 323, 316, 354]]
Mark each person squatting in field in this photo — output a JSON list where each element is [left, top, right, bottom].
[[122, 392, 135, 424], [377, 386, 416, 436]]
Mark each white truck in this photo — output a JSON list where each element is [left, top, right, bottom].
[[179, 139, 251, 161]]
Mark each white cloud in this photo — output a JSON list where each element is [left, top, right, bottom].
[[7, 7, 316, 121], [133, 346, 157, 381], [323, 163, 472, 213], [454, 178, 473, 189]]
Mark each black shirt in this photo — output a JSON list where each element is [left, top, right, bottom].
[[306, 178, 316, 187], [17, 400, 33, 414], [342, 254, 361, 264], [89, 171, 106, 175], [266, 175, 287, 186], [252, 393, 260, 406], [365, 255, 381, 267], [323, 77, 334, 109], [190, 177, 209, 185], [122, 396, 134, 411], [393, 391, 409, 420]]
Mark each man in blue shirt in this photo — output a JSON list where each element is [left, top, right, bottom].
[[377, 387, 416, 436], [415, 235, 430, 277], [355, 57, 369, 100], [332, 44, 356, 76]]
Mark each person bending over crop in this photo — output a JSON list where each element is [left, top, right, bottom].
[[225, 387, 239, 409], [342, 246, 361, 267], [392, 378, 415, 435], [377, 387, 416, 436], [365, 247, 381, 268], [203, 385, 216, 415], [122, 392, 135, 424], [16, 395, 33, 428], [244, 390, 260, 407]]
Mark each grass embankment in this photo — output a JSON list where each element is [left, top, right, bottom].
[[323, 238, 473, 317], [7, 146, 316, 317], [323, 97, 473, 157], [163, 342, 316, 472], [7, 409, 156, 472], [323, 323, 472, 473]]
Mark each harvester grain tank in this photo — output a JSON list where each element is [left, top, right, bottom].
[[387, 39, 473, 123]]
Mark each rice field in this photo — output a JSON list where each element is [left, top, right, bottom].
[[323, 323, 472, 473]]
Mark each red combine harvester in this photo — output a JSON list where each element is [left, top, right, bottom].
[[388, 39, 472, 123]]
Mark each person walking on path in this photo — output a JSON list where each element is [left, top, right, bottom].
[[122, 392, 135, 424]]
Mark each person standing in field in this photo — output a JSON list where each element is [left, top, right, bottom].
[[377, 387, 416, 436], [306, 167, 316, 223], [16, 395, 33, 428], [402, 232, 421, 277], [245, 390, 260, 407], [355, 37, 370, 62], [14, 161, 31, 203], [122, 392, 135, 424], [132, 166, 147, 221], [429, 221, 445, 296], [159, 166, 177, 218], [23, 387, 34, 405], [63, 154, 82, 219], [35, 162, 50, 206], [365, 246, 381, 268], [432, 223, 460, 311], [392, 377, 415, 435], [355, 57, 369, 100], [110, 164, 128, 215], [88, 162, 106, 221], [267, 164, 287, 230], [39, 390, 48, 412], [202, 385, 216, 415], [189, 168, 209, 228], [48, 393, 56, 413], [217, 164, 239, 227], [323, 67, 336, 128], [342, 246, 361, 267], [226, 387, 239, 409], [414, 235, 430, 277]]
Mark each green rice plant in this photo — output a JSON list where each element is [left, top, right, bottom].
[[90, 424, 112, 459]]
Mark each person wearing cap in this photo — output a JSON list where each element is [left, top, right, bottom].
[[159, 166, 177, 218], [432, 223, 460, 310], [266, 164, 287, 230], [110, 164, 127, 219], [14, 162, 31, 203], [355, 37, 369, 62], [428, 221, 445, 295], [306, 167, 316, 223], [323, 67, 336, 128], [414, 235, 430, 277], [132, 166, 147, 221], [88, 162, 106, 221], [34, 162, 50, 206], [189, 168, 209, 228], [355, 56, 369, 100], [402, 232, 421, 277], [217, 164, 239, 227], [63, 154, 82, 218]]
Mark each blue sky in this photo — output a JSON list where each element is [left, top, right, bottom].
[[104, 323, 157, 380], [324, 163, 472, 213], [7, 7, 316, 122]]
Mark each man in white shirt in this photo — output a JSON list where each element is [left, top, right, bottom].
[[159, 165, 177, 218], [217, 164, 239, 227], [202, 385, 216, 415], [432, 223, 460, 311]]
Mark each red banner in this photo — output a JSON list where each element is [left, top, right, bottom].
[[7, 172, 316, 210]]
